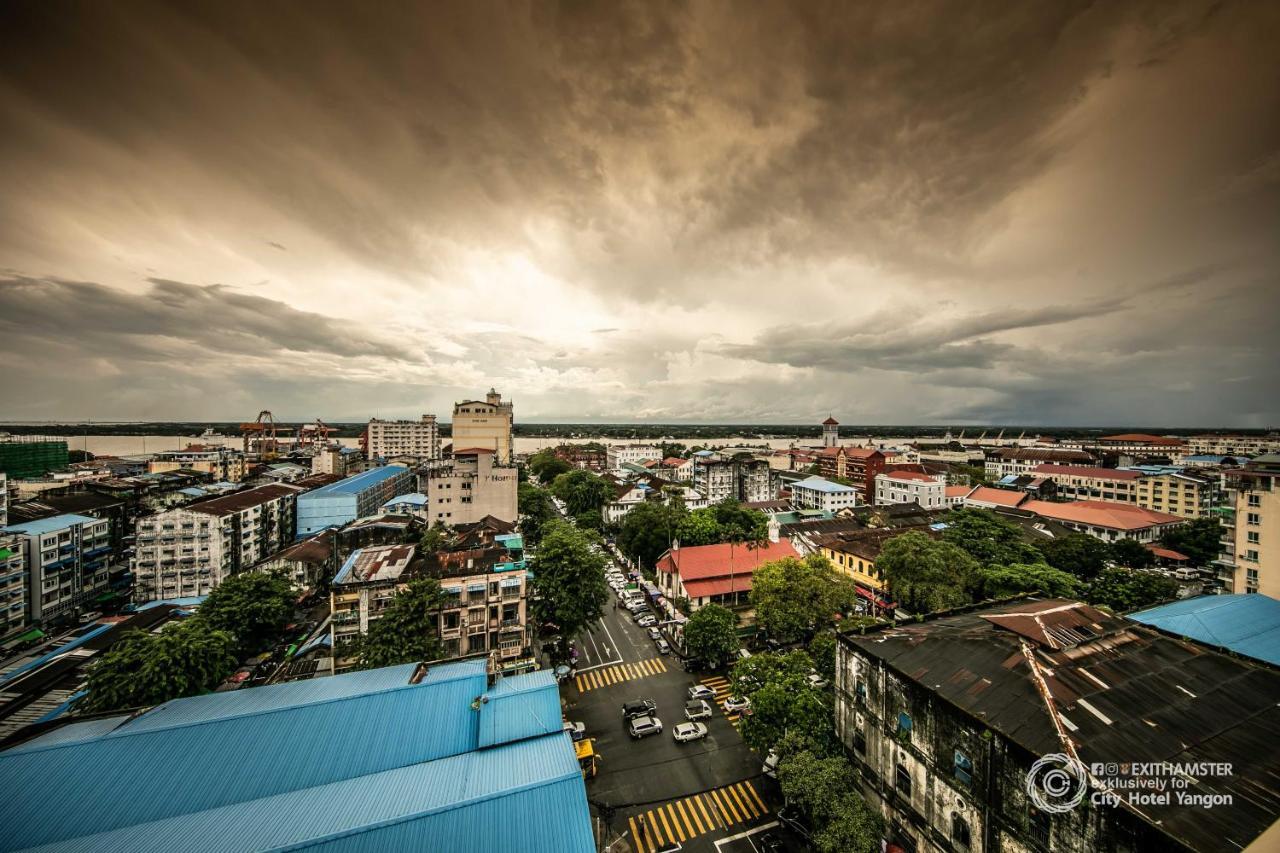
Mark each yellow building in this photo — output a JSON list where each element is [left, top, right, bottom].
[[1226, 456, 1280, 596], [813, 527, 935, 612], [1135, 471, 1217, 519], [451, 388, 513, 464]]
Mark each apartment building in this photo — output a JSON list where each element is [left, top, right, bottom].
[[1134, 469, 1217, 519], [817, 447, 885, 501], [0, 532, 27, 638], [329, 543, 418, 656], [147, 445, 246, 482], [1225, 455, 1280, 596], [1186, 433, 1280, 458], [0, 472, 7, 527], [4, 513, 111, 625], [132, 484, 299, 603], [790, 476, 860, 513], [451, 389, 514, 464], [874, 471, 945, 509], [1018, 499, 1185, 543], [423, 449, 518, 526], [366, 415, 440, 462], [296, 465, 413, 536], [311, 446, 362, 476], [693, 456, 774, 504], [1032, 464, 1143, 503], [985, 447, 1095, 479], [606, 443, 662, 471], [0, 436, 69, 479]]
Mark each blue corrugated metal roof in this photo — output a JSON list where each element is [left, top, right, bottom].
[[19, 715, 131, 748], [302, 465, 409, 498], [382, 492, 428, 507], [16, 734, 592, 853], [3, 513, 101, 536], [477, 670, 561, 748], [1130, 594, 1280, 666], [0, 622, 115, 687], [791, 475, 856, 494]]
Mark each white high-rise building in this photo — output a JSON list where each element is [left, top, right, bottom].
[[367, 415, 440, 462]]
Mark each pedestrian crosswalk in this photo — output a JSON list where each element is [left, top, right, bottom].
[[574, 657, 668, 692], [627, 780, 770, 853], [699, 675, 744, 729]]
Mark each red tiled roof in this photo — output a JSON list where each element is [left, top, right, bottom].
[[661, 457, 687, 467], [453, 447, 496, 454], [1033, 464, 1143, 480], [818, 447, 841, 458], [843, 448, 881, 459], [656, 538, 798, 582], [1098, 433, 1185, 446], [1147, 545, 1190, 561], [964, 486, 1028, 507], [944, 485, 971, 497], [822, 416, 839, 426], [1021, 499, 1185, 531], [684, 576, 756, 598]]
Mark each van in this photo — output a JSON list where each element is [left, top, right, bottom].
[[1173, 567, 1198, 581]]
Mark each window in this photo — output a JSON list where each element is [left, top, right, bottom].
[[1246, 550, 1260, 562], [1248, 531, 1260, 544], [895, 761, 912, 796], [1248, 512, 1261, 526], [897, 711, 912, 740], [1029, 809, 1051, 846], [853, 728, 866, 754], [954, 750, 973, 787], [855, 681, 867, 706], [1249, 494, 1261, 507], [951, 814, 971, 849]]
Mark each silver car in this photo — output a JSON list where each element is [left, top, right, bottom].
[[672, 722, 708, 743], [628, 714, 663, 739]]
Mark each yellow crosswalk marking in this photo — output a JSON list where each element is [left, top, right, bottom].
[[645, 811, 663, 846], [574, 675, 584, 691], [656, 804, 677, 843], [665, 804, 686, 842], [655, 658, 667, 672], [718, 785, 744, 824], [745, 780, 768, 813], [693, 793, 716, 830], [629, 816, 648, 853], [676, 798, 700, 836], [729, 782, 756, 818]]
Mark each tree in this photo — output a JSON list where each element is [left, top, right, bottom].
[[527, 449, 572, 483], [197, 571, 294, 654], [617, 501, 689, 568], [1086, 567, 1177, 612], [710, 499, 769, 545], [1038, 533, 1112, 581], [1160, 517, 1224, 565], [973, 562, 1081, 599], [731, 648, 815, 698], [731, 650, 835, 754], [943, 508, 1042, 566], [876, 531, 979, 614], [550, 469, 611, 519], [675, 508, 723, 546], [353, 578, 446, 670], [750, 554, 856, 643], [1110, 537, 1155, 570], [808, 632, 836, 683], [517, 483, 557, 546], [777, 742, 883, 853], [75, 620, 237, 714], [530, 520, 609, 640], [683, 604, 738, 667], [418, 521, 450, 554]]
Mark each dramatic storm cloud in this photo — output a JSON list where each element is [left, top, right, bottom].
[[0, 0, 1276, 425]]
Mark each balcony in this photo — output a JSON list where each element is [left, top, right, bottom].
[[332, 610, 360, 624]]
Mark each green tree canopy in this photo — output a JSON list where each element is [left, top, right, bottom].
[[877, 531, 979, 614], [550, 469, 611, 519], [418, 521, 451, 555], [731, 650, 835, 754], [675, 508, 723, 546], [527, 449, 572, 483], [673, 500, 769, 548], [517, 483, 558, 546], [1086, 567, 1177, 612], [731, 649, 814, 698], [1159, 517, 1224, 564], [352, 578, 446, 670], [682, 603, 739, 667], [776, 741, 883, 853], [530, 520, 609, 639], [1110, 537, 1156, 570], [942, 507, 1043, 566], [75, 619, 237, 714], [198, 571, 295, 654], [808, 632, 836, 682], [617, 500, 688, 568], [750, 554, 856, 643], [1038, 532, 1112, 581], [973, 562, 1081, 599]]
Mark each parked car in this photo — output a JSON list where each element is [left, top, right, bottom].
[[647, 627, 662, 640], [622, 698, 658, 719], [723, 695, 751, 714], [636, 614, 657, 628], [736, 648, 752, 660], [687, 684, 716, 701], [628, 714, 663, 739], [762, 749, 779, 779], [656, 638, 671, 655], [684, 699, 713, 721], [562, 721, 586, 741], [806, 673, 829, 689], [672, 722, 708, 743], [1174, 567, 1198, 581]]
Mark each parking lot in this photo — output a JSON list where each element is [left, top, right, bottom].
[[560, 542, 788, 852]]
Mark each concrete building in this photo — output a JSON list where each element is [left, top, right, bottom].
[[0, 472, 7, 528], [606, 443, 662, 472], [330, 543, 419, 653], [1019, 498, 1185, 543], [423, 449, 517, 526], [985, 447, 1095, 479], [1224, 455, 1280, 596], [451, 389, 513, 464], [814, 528, 934, 615], [654, 536, 798, 610], [252, 529, 337, 593], [817, 447, 885, 502], [1032, 464, 1144, 503], [790, 476, 860, 513], [296, 465, 413, 536], [822, 415, 839, 448], [428, 533, 531, 664], [834, 598, 1280, 853], [366, 415, 440, 462], [0, 436, 68, 479], [1133, 469, 1217, 519], [311, 446, 362, 477], [0, 532, 27, 639], [875, 470, 945, 509], [132, 484, 299, 603], [693, 456, 775, 504], [1186, 433, 1280, 458], [4, 513, 111, 626], [657, 457, 694, 482], [962, 485, 1031, 510], [147, 445, 246, 482]]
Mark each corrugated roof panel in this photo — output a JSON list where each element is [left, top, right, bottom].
[[478, 671, 561, 748], [301, 466, 409, 498], [1130, 593, 1280, 666], [18, 715, 131, 748], [18, 734, 593, 853]]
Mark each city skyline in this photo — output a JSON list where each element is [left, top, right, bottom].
[[1, 1, 1278, 426]]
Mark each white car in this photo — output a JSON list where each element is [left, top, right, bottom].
[[672, 722, 708, 743], [687, 684, 715, 701], [628, 715, 663, 739], [806, 673, 829, 689], [684, 699, 713, 721], [562, 721, 586, 741], [763, 749, 779, 779], [636, 615, 657, 628], [723, 695, 751, 714]]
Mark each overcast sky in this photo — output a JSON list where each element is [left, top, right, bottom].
[[1, 1, 1276, 426]]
